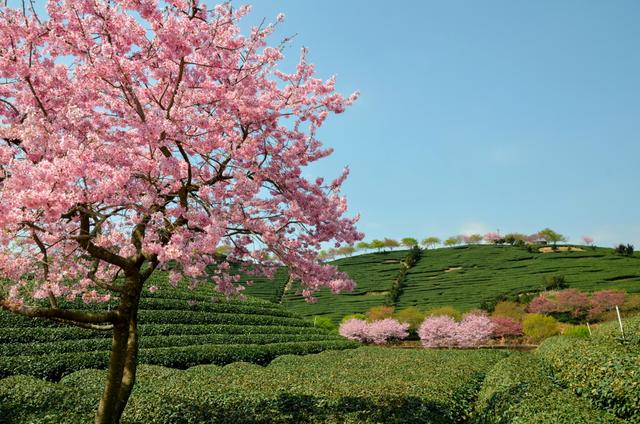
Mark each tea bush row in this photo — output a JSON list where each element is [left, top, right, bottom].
[[475, 354, 619, 423], [0, 340, 356, 381], [0, 323, 331, 344], [536, 316, 640, 422], [0, 333, 344, 357], [0, 347, 508, 423], [0, 308, 311, 329]]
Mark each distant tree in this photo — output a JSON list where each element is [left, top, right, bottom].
[[337, 246, 356, 257], [356, 241, 371, 252], [383, 238, 401, 250], [492, 301, 527, 321], [444, 236, 461, 247], [425, 305, 462, 321], [401, 237, 418, 249], [504, 233, 526, 245], [421, 237, 441, 249], [317, 250, 329, 261], [614, 244, 634, 256], [394, 306, 426, 331], [542, 275, 568, 291], [365, 305, 395, 321], [526, 233, 543, 244], [370, 239, 385, 252], [483, 232, 503, 244], [538, 228, 567, 246], [582, 236, 594, 246], [463, 234, 482, 244]]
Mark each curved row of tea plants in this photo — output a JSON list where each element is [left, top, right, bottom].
[[0, 347, 508, 424], [0, 271, 353, 381]]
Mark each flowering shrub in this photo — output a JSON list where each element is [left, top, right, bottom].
[[456, 313, 495, 347], [339, 318, 369, 343], [367, 319, 410, 344], [418, 316, 459, 348], [588, 290, 625, 320], [338, 318, 409, 345], [419, 313, 494, 348], [490, 316, 523, 338], [527, 289, 626, 322]]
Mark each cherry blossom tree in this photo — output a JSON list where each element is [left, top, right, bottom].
[[338, 318, 409, 344], [490, 316, 523, 339], [582, 235, 594, 246], [483, 232, 503, 244], [418, 315, 458, 347], [0, 1, 361, 422], [419, 312, 494, 348]]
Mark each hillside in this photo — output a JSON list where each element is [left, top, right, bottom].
[[0, 270, 354, 381], [282, 245, 640, 321]]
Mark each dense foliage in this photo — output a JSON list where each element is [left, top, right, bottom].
[[475, 354, 619, 423], [537, 316, 640, 422]]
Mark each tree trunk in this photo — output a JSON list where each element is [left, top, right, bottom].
[[95, 279, 141, 424]]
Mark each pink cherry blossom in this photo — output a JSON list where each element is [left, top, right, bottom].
[[338, 318, 409, 344], [0, 2, 362, 421]]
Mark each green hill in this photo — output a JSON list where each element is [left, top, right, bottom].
[[282, 245, 640, 322], [0, 271, 354, 381]]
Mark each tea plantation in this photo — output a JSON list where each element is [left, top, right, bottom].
[[0, 270, 354, 381], [1, 317, 638, 423], [282, 245, 640, 321]]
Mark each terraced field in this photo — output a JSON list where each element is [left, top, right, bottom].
[[0, 270, 354, 381], [398, 245, 640, 311], [282, 250, 407, 321], [276, 245, 640, 321]]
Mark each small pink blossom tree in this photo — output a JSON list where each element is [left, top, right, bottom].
[[582, 236, 594, 246], [338, 318, 369, 343], [483, 232, 503, 244], [419, 313, 494, 348], [0, 2, 361, 422], [418, 315, 459, 348], [338, 318, 409, 344], [455, 312, 495, 347], [366, 318, 410, 344]]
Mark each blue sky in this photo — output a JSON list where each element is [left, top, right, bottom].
[[244, 0, 640, 247], [18, 1, 640, 247]]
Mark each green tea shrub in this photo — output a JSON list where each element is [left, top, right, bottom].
[[563, 325, 590, 338], [537, 316, 640, 421], [475, 354, 619, 423]]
